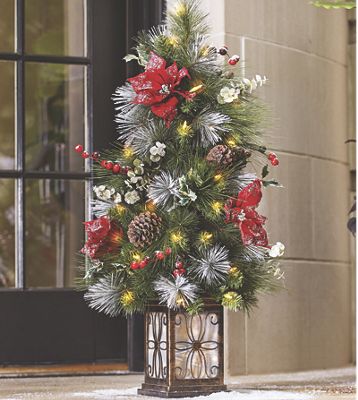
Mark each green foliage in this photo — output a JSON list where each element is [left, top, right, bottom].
[[261, 165, 269, 179], [186, 298, 204, 315], [81, 0, 284, 317], [311, 0, 356, 8]]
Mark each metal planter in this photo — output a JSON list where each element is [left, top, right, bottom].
[[138, 299, 227, 398]]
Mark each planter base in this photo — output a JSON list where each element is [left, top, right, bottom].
[[138, 384, 228, 398], [139, 300, 226, 398]]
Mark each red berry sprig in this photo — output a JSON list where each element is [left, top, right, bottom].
[[217, 45, 240, 66], [130, 249, 173, 271], [173, 260, 186, 277], [267, 152, 279, 166], [155, 251, 165, 261], [228, 55, 240, 66], [75, 144, 83, 153], [139, 260, 147, 269], [112, 164, 121, 174], [155, 248, 172, 261], [105, 161, 114, 170], [74, 144, 127, 175], [173, 269, 185, 277], [130, 261, 140, 270], [130, 256, 150, 270]]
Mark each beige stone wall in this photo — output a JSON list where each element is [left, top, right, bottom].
[[167, 0, 353, 374]]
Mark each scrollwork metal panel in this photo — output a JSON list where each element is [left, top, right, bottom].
[[146, 311, 167, 379], [139, 302, 226, 397], [174, 312, 219, 379]]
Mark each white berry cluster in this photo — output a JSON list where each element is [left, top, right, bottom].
[[150, 142, 166, 162]]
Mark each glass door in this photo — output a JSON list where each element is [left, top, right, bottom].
[[0, 0, 128, 365], [0, 0, 164, 367], [0, 0, 89, 290]]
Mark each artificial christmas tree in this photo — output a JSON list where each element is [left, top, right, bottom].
[[77, 0, 284, 397]]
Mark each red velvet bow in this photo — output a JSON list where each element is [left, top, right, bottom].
[[81, 216, 123, 259], [224, 179, 268, 247], [128, 52, 195, 126]]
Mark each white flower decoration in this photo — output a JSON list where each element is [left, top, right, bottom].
[[269, 242, 285, 258], [130, 176, 143, 184], [150, 142, 166, 162], [102, 189, 114, 200], [124, 190, 140, 204], [217, 86, 239, 104], [134, 166, 144, 175], [93, 185, 103, 198], [113, 193, 122, 204], [93, 184, 124, 205], [93, 185, 105, 193], [156, 142, 166, 156], [93, 185, 116, 201]]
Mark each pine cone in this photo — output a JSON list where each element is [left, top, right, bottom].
[[237, 147, 252, 160], [127, 212, 162, 248], [206, 145, 235, 166]]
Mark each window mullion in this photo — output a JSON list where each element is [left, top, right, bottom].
[[85, 0, 93, 221], [15, 0, 25, 289]]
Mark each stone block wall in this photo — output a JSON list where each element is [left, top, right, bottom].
[[167, 0, 353, 374]]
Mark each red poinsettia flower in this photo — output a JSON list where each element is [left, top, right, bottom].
[[224, 179, 268, 247], [238, 208, 268, 247], [235, 179, 262, 209], [128, 52, 196, 126], [81, 216, 123, 259]]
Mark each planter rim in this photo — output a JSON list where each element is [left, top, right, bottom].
[[146, 298, 220, 307]]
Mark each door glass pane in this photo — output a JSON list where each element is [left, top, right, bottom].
[[25, 0, 85, 56], [25, 63, 85, 172], [0, 61, 15, 169], [0, 0, 15, 52], [25, 179, 85, 288], [0, 179, 15, 288]]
